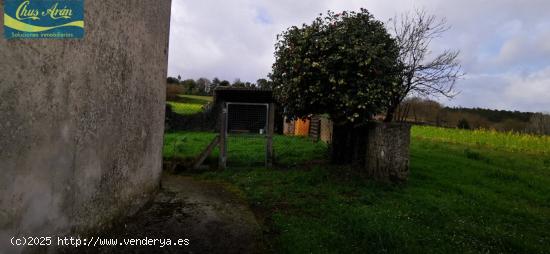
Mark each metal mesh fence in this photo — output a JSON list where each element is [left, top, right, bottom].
[[225, 103, 269, 167], [224, 103, 330, 168], [227, 103, 268, 135]]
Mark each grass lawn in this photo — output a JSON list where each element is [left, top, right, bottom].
[[164, 132, 327, 167], [166, 94, 213, 115], [163, 127, 550, 253]]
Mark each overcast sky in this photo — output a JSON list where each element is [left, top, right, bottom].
[[168, 0, 550, 113]]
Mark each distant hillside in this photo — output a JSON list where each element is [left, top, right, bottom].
[[443, 107, 535, 123], [395, 98, 548, 134]]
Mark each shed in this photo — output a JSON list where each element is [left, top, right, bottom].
[[214, 87, 276, 169]]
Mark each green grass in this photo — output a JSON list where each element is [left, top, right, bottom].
[[164, 132, 327, 167], [178, 94, 213, 103], [413, 125, 550, 155], [164, 131, 218, 160], [167, 101, 204, 115], [166, 94, 213, 115], [163, 127, 550, 253]]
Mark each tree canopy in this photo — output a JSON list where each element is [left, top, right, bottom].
[[270, 9, 401, 124], [166, 76, 270, 96]]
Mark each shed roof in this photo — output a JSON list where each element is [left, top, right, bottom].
[[214, 86, 274, 103]]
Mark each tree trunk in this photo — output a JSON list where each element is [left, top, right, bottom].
[[385, 106, 396, 122]]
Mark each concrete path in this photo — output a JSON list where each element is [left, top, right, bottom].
[[70, 174, 264, 254]]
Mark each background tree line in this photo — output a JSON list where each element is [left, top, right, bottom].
[[166, 75, 272, 97], [394, 97, 550, 135]]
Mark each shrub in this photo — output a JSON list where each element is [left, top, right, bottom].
[[166, 84, 184, 101]]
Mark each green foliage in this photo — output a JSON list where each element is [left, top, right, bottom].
[[256, 78, 273, 90], [169, 76, 272, 96], [231, 78, 256, 88], [270, 9, 401, 124], [220, 80, 231, 86], [457, 118, 471, 129], [180, 79, 198, 94], [167, 76, 179, 84], [446, 107, 535, 123]]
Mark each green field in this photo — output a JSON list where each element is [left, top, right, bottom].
[[167, 94, 213, 115], [164, 132, 327, 167], [413, 125, 550, 154], [164, 127, 550, 253]]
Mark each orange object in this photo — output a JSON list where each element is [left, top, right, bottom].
[[295, 119, 310, 136]]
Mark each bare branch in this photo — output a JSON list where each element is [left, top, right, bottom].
[[385, 8, 464, 122]]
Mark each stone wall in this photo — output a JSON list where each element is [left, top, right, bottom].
[[365, 122, 411, 183], [330, 122, 411, 183], [0, 1, 172, 253]]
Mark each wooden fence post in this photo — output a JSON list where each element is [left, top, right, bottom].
[[219, 102, 227, 170], [266, 103, 275, 168]]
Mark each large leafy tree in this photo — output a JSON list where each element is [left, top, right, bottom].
[[270, 9, 401, 125], [256, 78, 273, 89]]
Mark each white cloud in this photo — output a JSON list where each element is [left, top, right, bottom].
[[503, 68, 550, 112], [444, 69, 550, 113]]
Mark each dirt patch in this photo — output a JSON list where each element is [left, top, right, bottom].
[[62, 173, 264, 254]]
